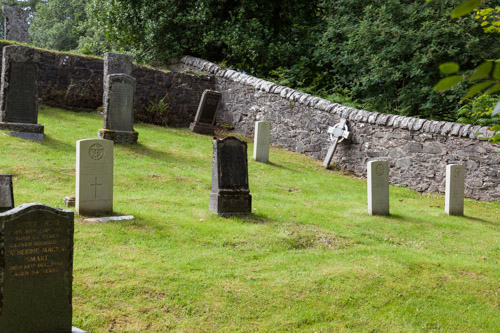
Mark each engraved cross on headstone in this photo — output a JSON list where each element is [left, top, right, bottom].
[[322, 118, 352, 168], [90, 176, 102, 198]]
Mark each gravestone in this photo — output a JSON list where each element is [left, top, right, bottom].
[[0, 45, 43, 141], [103, 52, 132, 95], [445, 164, 465, 216], [76, 139, 114, 216], [189, 90, 222, 135], [367, 160, 389, 215], [323, 118, 352, 168], [98, 74, 138, 144], [0, 174, 14, 213], [2, 6, 29, 43], [0, 203, 86, 332], [253, 121, 271, 163], [209, 136, 252, 216]]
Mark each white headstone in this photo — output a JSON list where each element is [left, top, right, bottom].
[[445, 164, 464, 216], [367, 160, 389, 215], [76, 139, 113, 216], [253, 121, 271, 163]]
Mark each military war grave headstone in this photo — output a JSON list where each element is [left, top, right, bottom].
[[209, 136, 252, 216], [0, 203, 86, 332], [0, 174, 14, 213], [445, 164, 465, 216], [253, 121, 271, 163], [0, 45, 43, 141], [76, 139, 114, 216], [189, 90, 222, 135], [367, 160, 389, 215]]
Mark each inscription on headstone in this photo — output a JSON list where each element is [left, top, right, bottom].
[[76, 139, 114, 216], [209, 137, 252, 216], [445, 164, 465, 216], [0, 174, 14, 213], [0, 203, 74, 332], [253, 121, 271, 163], [367, 160, 389, 215], [189, 90, 222, 135]]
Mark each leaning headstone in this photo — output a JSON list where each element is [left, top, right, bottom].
[[445, 164, 465, 216], [103, 52, 132, 95], [76, 138, 114, 216], [98, 74, 138, 144], [0, 203, 86, 332], [253, 121, 271, 163], [189, 90, 222, 135], [367, 160, 389, 215], [209, 136, 252, 216], [323, 118, 352, 168], [0, 45, 43, 141], [0, 174, 14, 212], [2, 6, 29, 43]]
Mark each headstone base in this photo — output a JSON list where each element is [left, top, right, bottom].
[[98, 129, 138, 144], [73, 326, 88, 333], [64, 196, 75, 207], [209, 192, 252, 216], [9, 131, 44, 141], [189, 122, 215, 135], [0, 122, 44, 139]]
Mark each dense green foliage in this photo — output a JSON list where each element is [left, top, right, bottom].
[[2, 0, 500, 121]]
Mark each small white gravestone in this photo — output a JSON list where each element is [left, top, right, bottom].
[[323, 118, 352, 168], [367, 160, 389, 215], [253, 121, 271, 163], [76, 139, 113, 216], [445, 164, 465, 216]]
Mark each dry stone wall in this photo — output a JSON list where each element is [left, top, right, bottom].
[[176, 56, 500, 202]]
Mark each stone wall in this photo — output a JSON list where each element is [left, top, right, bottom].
[[174, 56, 500, 202], [0, 42, 214, 127]]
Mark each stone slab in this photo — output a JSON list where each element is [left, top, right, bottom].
[[2, 6, 29, 43], [64, 196, 75, 208], [9, 131, 44, 141], [0, 203, 74, 332], [0, 122, 44, 133], [190, 90, 222, 135], [103, 52, 132, 89], [0, 174, 14, 212], [76, 139, 113, 216], [445, 164, 465, 216], [253, 121, 271, 163], [83, 215, 134, 223], [367, 160, 389, 215], [98, 129, 138, 144], [103, 74, 136, 132]]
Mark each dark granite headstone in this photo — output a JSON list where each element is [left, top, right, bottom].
[[209, 137, 251, 216], [189, 90, 222, 135], [0, 175, 14, 213], [0, 203, 84, 332]]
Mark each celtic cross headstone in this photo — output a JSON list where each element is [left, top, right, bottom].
[[323, 118, 352, 168]]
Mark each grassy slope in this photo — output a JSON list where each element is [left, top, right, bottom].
[[0, 106, 498, 332]]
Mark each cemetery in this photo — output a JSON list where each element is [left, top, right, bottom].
[[0, 3, 499, 331]]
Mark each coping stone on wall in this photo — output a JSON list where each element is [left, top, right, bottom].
[[376, 114, 391, 126], [367, 113, 379, 124], [412, 119, 427, 131], [459, 124, 471, 137], [450, 123, 462, 136]]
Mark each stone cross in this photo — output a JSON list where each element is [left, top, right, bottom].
[[253, 121, 271, 163], [209, 136, 252, 216], [76, 139, 114, 216], [445, 164, 465, 216], [323, 118, 352, 168], [0, 203, 86, 332], [0, 174, 14, 213], [367, 160, 389, 215], [2, 6, 29, 43]]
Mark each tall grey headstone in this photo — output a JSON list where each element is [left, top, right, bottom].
[[209, 137, 252, 216], [76, 139, 114, 216], [0, 174, 14, 213], [2, 6, 29, 43], [189, 90, 222, 135], [103, 52, 132, 95], [367, 160, 389, 215], [0, 203, 86, 332], [445, 164, 465, 216], [0, 45, 43, 140], [98, 74, 138, 144], [253, 121, 271, 163]]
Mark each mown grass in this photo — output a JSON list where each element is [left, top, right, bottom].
[[1, 106, 499, 332]]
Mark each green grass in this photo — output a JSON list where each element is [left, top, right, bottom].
[[1, 106, 499, 332]]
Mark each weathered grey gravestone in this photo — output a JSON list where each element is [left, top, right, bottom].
[[323, 118, 352, 168], [98, 74, 138, 144], [209, 137, 252, 216], [253, 121, 271, 163], [0, 203, 86, 332], [76, 139, 114, 216], [0, 45, 43, 141], [189, 90, 222, 135], [103, 52, 132, 96], [2, 6, 29, 43], [0, 174, 14, 213], [367, 160, 389, 215], [445, 164, 465, 216]]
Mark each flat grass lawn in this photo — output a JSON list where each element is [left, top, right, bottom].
[[1, 106, 499, 332]]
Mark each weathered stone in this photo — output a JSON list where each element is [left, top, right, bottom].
[[367, 160, 389, 215], [2, 6, 29, 43], [103, 52, 132, 90], [253, 121, 271, 163], [189, 89, 222, 135], [445, 164, 465, 216], [0, 174, 14, 212]]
